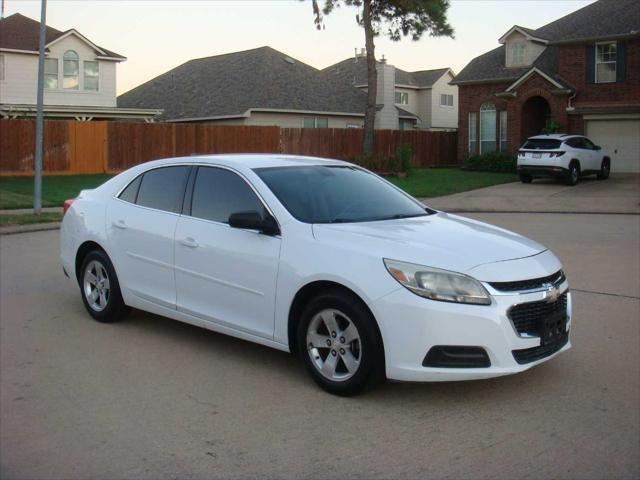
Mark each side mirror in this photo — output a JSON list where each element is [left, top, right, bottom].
[[228, 210, 280, 236]]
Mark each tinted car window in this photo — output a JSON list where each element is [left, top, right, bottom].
[[254, 165, 428, 224], [118, 174, 142, 203], [190, 167, 266, 223], [136, 166, 190, 214], [583, 138, 597, 150], [522, 139, 562, 149]]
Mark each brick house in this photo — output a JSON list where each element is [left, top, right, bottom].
[[451, 0, 640, 172]]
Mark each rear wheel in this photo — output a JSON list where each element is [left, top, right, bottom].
[[597, 158, 610, 180], [297, 290, 385, 396], [519, 174, 533, 184], [565, 162, 580, 186], [80, 250, 130, 323]]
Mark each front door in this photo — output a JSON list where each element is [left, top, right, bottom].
[[174, 166, 281, 339]]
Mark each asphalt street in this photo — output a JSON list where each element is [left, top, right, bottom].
[[1, 212, 639, 479]]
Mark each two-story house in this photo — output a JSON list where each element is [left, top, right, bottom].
[[323, 50, 458, 131], [0, 13, 160, 121], [451, 0, 640, 172], [117, 46, 457, 131]]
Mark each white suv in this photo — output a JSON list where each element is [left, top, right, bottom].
[[517, 134, 611, 186]]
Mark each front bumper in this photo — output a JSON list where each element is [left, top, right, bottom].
[[372, 280, 571, 382], [517, 164, 568, 177]]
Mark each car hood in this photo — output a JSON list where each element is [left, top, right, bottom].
[[312, 212, 548, 278]]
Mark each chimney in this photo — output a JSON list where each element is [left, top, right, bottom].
[[374, 61, 399, 130]]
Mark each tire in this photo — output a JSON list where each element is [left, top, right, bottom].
[[597, 158, 610, 180], [519, 174, 533, 184], [565, 162, 580, 186], [79, 250, 130, 323], [296, 290, 385, 396]]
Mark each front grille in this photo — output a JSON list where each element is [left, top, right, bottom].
[[490, 270, 565, 292], [512, 333, 569, 364], [508, 292, 568, 336]]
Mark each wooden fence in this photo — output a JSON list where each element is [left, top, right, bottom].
[[0, 119, 458, 175]]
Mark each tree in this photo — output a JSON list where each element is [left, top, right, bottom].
[[311, 0, 453, 156]]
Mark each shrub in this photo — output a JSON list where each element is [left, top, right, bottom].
[[464, 151, 517, 173], [397, 143, 413, 175]]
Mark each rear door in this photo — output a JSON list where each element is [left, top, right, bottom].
[[174, 166, 281, 338], [107, 165, 191, 309], [582, 137, 602, 171]]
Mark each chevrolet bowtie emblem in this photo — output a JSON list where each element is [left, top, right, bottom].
[[545, 285, 560, 302]]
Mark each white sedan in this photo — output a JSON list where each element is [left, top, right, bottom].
[[60, 155, 571, 395]]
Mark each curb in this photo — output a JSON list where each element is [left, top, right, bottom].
[[0, 222, 61, 235], [439, 209, 640, 215]]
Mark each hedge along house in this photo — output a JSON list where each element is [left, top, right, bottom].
[[451, 0, 640, 172]]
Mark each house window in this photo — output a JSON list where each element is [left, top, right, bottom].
[[596, 42, 616, 83], [303, 116, 328, 128], [84, 61, 99, 91], [440, 94, 454, 107], [63, 50, 79, 90], [479, 102, 496, 154], [499, 110, 508, 152], [511, 42, 526, 65], [44, 58, 58, 89], [468, 112, 477, 156], [395, 91, 408, 105]]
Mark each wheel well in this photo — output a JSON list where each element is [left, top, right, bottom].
[[603, 156, 611, 162], [287, 280, 384, 357], [75, 241, 105, 284], [569, 159, 580, 169]]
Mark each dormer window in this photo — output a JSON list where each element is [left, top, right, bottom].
[[511, 42, 526, 65], [596, 42, 616, 83], [63, 50, 79, 90]]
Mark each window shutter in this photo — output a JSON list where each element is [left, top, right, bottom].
[[586, 45, 596, 83], [616, 42, 626, 82]]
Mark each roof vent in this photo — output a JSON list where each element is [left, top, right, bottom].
[[284, 56, 295, 64]]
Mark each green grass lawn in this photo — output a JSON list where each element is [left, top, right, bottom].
[[387, 168, 517, 197], [0, 174, 113, 209], [0, 212, 63, 226]]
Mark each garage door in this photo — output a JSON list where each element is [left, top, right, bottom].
[[586, 119, 640, 173]]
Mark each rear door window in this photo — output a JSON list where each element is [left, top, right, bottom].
[[189, 166, 266, 223], [118, 175, 142, 203], [136, 166, 190, 214], [522, 139, 562, 150]]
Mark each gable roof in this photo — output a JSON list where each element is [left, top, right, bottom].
[[452, 0, 639, 85], [321, 57, 450, 88], [0, 13, 125, 59], [118, 47, 369, 121]]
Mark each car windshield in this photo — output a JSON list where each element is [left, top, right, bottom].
[[254, 165, 430, 224], [522, 138, 562, 150]]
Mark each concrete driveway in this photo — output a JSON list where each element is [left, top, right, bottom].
[[424, 173, 640, 214], [1, 210, 639, 479]]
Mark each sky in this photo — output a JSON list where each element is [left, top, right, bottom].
[[4, 0, 596, 95]]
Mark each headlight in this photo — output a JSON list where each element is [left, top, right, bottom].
[[383, 259, 491, 305]]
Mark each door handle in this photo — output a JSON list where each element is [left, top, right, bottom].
[[179, 237, 199, 248], [113, 219, 127, 229]]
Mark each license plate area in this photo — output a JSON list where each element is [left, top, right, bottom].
[[540, 310, 567, 345], [533, 153, 542, 159]]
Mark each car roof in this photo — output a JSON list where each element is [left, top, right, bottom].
[[527, 133, 581, 140], [136, 154, 351, 171]]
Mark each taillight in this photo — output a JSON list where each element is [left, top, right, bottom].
[[549, 152, 566, 158], [63, 198, 74, 216]]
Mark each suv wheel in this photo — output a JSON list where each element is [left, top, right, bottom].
[[519, 174, 533, 184], [80, 250, 130, 323], [597, 159, 610, 180], [565, 162, 580, 186], [297, 290, 385, 396]]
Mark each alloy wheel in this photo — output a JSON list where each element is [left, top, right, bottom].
[[306, 308, 362, 382], [83, 260, 110, 312]]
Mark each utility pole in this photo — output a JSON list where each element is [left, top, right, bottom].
[[34, 0, 47, 213]]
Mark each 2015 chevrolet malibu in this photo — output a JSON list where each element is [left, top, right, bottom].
[[60, 155, 571, 395]]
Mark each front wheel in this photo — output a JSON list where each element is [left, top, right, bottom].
[[80, 250, 130, 323], [565, 163, 580, 186], [597, 159, 610, 180], [297, 290, 385, 396], [519, 174, 533, 184]]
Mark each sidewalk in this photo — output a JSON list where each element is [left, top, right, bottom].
[[421, 174, 640, 214]]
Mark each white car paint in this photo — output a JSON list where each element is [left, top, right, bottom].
[[61, 154, 571, 382]]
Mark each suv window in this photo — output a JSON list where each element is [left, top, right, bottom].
[[582, 137, 597, 150], [136, 166, 190, 214], [522, 138, 562, 150], [564, 137, 581, 148], [190, 167, 266, 223], [118, 174, 142, 203]]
